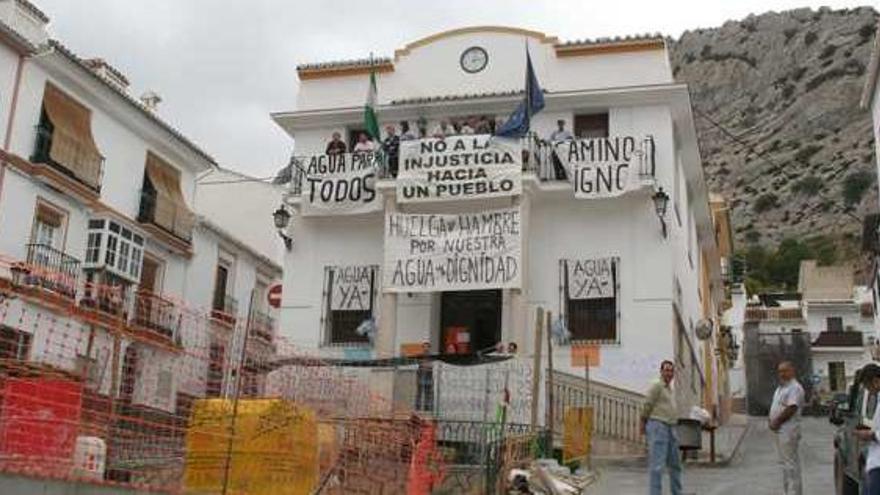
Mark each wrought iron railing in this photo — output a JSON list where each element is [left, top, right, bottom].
[[138, 191, 194, 242], [14, 243, 80, 299], [31, 125, 104, 192], [249, 309, 275, 344], [132, 290, 181, 341], [744, 307, 804, 321], [548, 369, 645, 444], [80, 280, 130, 318], [211, 294, 238, 325]]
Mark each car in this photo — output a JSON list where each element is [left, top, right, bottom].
[[831, 366, 878, 495]]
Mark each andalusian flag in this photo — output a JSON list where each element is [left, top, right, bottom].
[[364, 66, 380, 141]]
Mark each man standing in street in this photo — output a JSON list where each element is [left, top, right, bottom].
[[769, 361, 805, 495], [854, 363, 880, 493], [641, 360, 682, 495]]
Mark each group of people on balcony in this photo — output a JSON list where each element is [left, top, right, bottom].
[[322, 117, 578, 180]]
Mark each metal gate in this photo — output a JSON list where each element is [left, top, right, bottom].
[[744, 324, 814, 416]]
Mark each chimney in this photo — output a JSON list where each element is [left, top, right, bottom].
[[0, 0, 50, 48], [140, 91, 162, 112], [83, 58, 129, 92]]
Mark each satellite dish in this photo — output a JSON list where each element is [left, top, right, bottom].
[[695, 319, 713, 340]]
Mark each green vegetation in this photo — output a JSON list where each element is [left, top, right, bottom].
[[794, 144, 823, 163], [843, 170, 874, 206], [804, 31, 818, 45], [792, 175, 823, 195], [738, 236, 838, 292], [753, 193, 778, 213]]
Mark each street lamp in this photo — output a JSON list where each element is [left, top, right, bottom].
[[273, 206, 293, 250], [652, 187, 670, 238]]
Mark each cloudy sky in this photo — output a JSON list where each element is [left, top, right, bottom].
[[35, 0, 873, 177]]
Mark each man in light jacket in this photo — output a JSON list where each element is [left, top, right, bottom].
[[855, 363, 880, 494], [641, 360, 682, 495], [769, 361, 805, 495]]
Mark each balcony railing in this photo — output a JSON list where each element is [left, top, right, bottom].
[[249, 309, 275, 344], [13, 243, 80, 300], [286, 135, 657, 195], [31, 125, 104, 192], [80, 274, 130, 319], [744, 307, 804, 321], [132, 290, 181, 342], [813, 331, 864, 348], [211, 295, 238, 326], [138, 191, 194, 242]]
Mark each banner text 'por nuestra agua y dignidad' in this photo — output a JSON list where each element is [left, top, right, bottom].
[[383, 207, 522, 292]]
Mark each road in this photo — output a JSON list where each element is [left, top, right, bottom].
[[592, 416, 836, 494]]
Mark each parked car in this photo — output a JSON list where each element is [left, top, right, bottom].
[[831, 366, 878, 494]]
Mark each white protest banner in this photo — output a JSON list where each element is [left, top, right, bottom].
[[553, 136, 655, 199], [300, 152, 381, 216], [397, 134, 522, 202], [566, 258, 618, 300], [330, 265, 375, 310], [383, 207, 522, 292]]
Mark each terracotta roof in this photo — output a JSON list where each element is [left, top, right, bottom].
[[813, 331, 864, 348], [390, 89, 537, 106], [49, 40, 217, 168], [83, 58, 130, 87], [554, 33, 664, 48], [0, 18, 36, 54], [15, 0, 49, 23]]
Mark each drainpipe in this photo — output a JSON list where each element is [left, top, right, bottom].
[[0, 51, 27, 210]]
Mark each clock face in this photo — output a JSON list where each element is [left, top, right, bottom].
[[460, 46, 488, 74]]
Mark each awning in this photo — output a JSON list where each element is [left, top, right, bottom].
[[41, 83, 103, 188], [144, 152, 194, 240]]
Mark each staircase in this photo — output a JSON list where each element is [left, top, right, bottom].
[[547, 370, 646, 458]]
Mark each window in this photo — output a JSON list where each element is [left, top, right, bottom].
[[574, 113, 609, 139], [829, 362, 846, 392], [212, 259, 233, 313], [84, 218, 144, 283], [323, 265, 378, 345], [31, 201, 66, 250], [561, 258, 620, 344], [0, 326, 31, 360], [120, 345, 139, 403], [827, 317, 844, 333]]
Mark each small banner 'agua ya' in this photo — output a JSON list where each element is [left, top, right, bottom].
[[565, 257, 618, 300], [330, 265, 375, 311]]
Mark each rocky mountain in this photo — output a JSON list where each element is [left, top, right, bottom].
[[670, 6, 878, 257]]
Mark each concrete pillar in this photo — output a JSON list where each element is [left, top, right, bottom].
[[509, 192, 532, 352], [372, 190, 398, 415]]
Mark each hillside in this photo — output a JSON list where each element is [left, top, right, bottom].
[[670, 6, 878, 262]]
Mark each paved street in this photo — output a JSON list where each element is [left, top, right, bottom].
[[592, 416, 836, 494]]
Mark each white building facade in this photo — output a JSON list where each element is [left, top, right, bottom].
[[274, 27, 730, 420], [0, 0, 280, 437]]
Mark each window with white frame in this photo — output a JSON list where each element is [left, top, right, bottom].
[[560, 258, 620, 344], [322, 265, 378, 345], [83, 218, 145, 283]]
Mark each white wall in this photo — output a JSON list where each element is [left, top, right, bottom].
[[0, 40, 20, 146]]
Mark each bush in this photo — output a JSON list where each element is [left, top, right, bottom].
[[794, 144, 823, 163], [819, 44, 838, 59], [860, 23, 876, 40], [843, 170, 874, 206], [753, 193, 778, 213], [783, 28, 798, 43], [792, 175, 823, 195], [804, 31, 818, 45]]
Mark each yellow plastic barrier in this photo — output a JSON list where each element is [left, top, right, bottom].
[[184, 399, 318, 495]]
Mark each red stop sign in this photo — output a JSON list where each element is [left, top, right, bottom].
[[267, 284, 282, 309]]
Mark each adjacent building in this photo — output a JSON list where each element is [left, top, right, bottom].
[[273, 26, 733, 423], [862, 20, 880, 343]]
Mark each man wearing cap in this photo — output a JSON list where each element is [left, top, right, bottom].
[[769, 361, 805, 495], [855, 363, 880, 494]]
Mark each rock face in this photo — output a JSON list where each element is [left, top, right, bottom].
[[670, 7, 878, 251]]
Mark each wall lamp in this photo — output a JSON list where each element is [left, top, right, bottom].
[[652, 187, 670, 239], [273, 205, 293, 250]]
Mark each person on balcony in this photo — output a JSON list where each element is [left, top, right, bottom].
[[430, 120, 452, 139], [353, 132, 375, 153], [382, 124, 400, 178], [458, 117, 476, 135], [400, 121, 417, 141], [325, 132, 347, 155], [549, 119, 573, 181], [641, 360, 683, 495]]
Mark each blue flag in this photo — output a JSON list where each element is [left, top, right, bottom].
[[496, 47, 545, 138]]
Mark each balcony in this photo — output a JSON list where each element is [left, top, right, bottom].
[[131, 291, 181, 344], [12, 243, 80, 300], [745, 307, 804, 322], [80, 273, 130, 319], [31, 125, 104, 192], [286, 135, 657, 195], [249, 310, 275, 345], [138, 190, 194, 243], [211, 294, 238, 327], [813, 331, 864, 348]]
